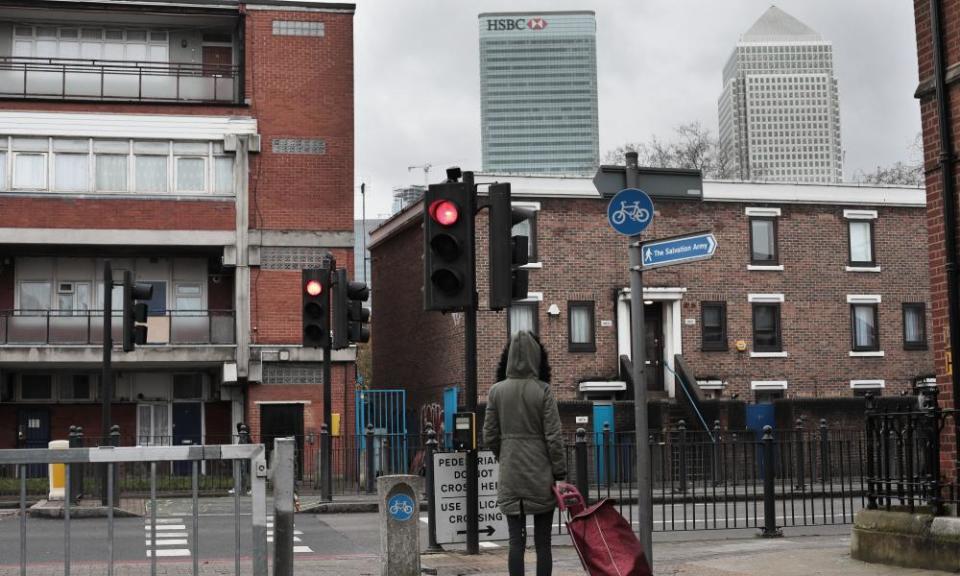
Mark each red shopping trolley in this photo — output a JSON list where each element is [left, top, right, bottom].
[[553, 483, 651, 576]]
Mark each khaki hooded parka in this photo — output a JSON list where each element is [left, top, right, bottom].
[[483, 331, 566, 516]]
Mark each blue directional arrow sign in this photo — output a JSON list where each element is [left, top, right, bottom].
[[636, 232, 717, 271]]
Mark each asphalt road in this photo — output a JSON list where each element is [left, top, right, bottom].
[[0, 496, 860, 568]]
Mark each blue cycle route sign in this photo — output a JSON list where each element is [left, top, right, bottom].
[[607, 188, 654, 236], [638, 232, 718, 271], [388, 493, 415, 522]]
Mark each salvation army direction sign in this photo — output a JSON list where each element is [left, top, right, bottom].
[[433, 451, 507, 544]]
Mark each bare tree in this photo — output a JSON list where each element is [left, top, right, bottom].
[[853, 133, 924, 186], [603, 122, 734, 179]]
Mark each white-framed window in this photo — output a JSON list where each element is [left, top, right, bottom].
[[0, 137, 234, 195], [12, 25, 169, 63], [174, 142, 208, 193], [850, 379, 884, 398], [19, 280, 51, 311], [138, 403, 171, 446], [57, 281, 91, 315], [134, 141, 169, 193], [12, 137, 48, 190], [175, 282, 202, 313]]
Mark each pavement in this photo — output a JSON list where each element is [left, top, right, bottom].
[[0, 533, 953, 575], [0, 493, 952, 575]]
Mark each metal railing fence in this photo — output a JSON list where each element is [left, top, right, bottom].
[[865, 388, 959, 516], [0, 55, 240, 103], [0, 442, 275, 576]]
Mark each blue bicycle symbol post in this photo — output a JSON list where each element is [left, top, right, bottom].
[[388, 493, 415, 522], [607, 188, 654, 236]]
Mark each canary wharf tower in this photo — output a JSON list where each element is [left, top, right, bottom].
[[479, 11, 599, 175]]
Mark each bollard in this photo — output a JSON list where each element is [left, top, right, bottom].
[[760, 425, 782, 538], [272, 437, 296, 576], [319, 423, 330, 500], [48, 439, 70, 500], [712, 420, 722, 486], [575, 428, 589, 501], [69, 426, 84, 501], [378, 475, 422, 576], [424, 423, 443, 552], [365, 424, 376, 494], [109, 424, 121, 506]]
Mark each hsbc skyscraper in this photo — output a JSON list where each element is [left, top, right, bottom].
[[479, 11, 599, 175]]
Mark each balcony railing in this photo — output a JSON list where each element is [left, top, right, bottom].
[[0, 56, 239, 104], [0, 309, 235, 346]]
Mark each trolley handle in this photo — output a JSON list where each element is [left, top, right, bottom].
[[553, 482, 586, 515]]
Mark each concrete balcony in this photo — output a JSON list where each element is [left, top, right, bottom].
[[0, 56, 239, 104], [0, 309, 236, 365]]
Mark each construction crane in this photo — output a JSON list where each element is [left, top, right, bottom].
[[407, 163, 433, 187]]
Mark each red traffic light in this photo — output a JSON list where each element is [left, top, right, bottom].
[[429, 199, 459, 227], [305, 279, 323, 296]]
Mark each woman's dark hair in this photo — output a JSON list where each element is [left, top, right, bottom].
[[495, 332, 551, 384]]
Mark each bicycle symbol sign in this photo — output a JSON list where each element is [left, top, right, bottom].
[[607, 188, 654, 236], [388, 493, 415, 522]]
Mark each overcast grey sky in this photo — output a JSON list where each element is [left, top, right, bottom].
[[354, 1, 921, 219]]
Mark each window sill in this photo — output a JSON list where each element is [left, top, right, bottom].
[[846, 266, 881, 273], [747, 264, 784, 271], [849, 351, 885, 357], [520, 262, 543, 270], [750, 351, 788, 358], [904, 345, 929, 351]]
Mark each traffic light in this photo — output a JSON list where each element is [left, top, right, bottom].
[[488, 183, 535, 310], [332, 268, 371, 349], [423, 181, 476, 311], [122, 270, 153, 352], [302, 268, 330, 348]]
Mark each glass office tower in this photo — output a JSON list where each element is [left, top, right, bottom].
[[479, 11, 599, 175]]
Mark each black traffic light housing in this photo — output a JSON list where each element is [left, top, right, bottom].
[[332, 268, 370, 349], [488, 182, 535, 310], [302, 268, 330, 348], [423, 180, 476, 311], [122, 270, 153, 352]]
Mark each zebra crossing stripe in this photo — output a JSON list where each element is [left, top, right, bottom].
[[147, 549, 191, 557], [293, 546, 313, 553], [145, 525, 186, 531], [146, 539, 188, 546]]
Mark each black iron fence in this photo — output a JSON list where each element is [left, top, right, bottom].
[[0, 309, 235, 345], [865, 388, 959, 516], [2, 417, 877, 536]]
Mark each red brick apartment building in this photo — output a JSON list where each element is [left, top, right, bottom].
[[0, 0, 357, 460], [371, 175, 934, 434], [913, 0, 960, 479]]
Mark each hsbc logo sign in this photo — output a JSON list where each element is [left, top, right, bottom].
[[486, 17, 549, 32]]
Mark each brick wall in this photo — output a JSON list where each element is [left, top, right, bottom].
[[914, 0, 959, 480], [245, 362, 355, 442], [0, 198, 235, 230], [372, 195, 933, 414], [243, 9, 354, 233]]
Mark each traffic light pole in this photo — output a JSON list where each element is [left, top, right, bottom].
[[101, 260, 113, 506], [626, 155, 653, 567], [322, 257, 335, 502], [462, 171, 480, 555]]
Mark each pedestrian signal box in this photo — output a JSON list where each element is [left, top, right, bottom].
[[453, 412, 476, 451]]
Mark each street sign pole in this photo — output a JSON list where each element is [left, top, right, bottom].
[[624, 153, 653, 567]]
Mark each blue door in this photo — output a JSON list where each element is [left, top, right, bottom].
[[592, 404, 615, 485], [173, 402, 202, 475], [18, 410, 50, 477], [746, 403, 776, 475], [443, 386, 458, 449]]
